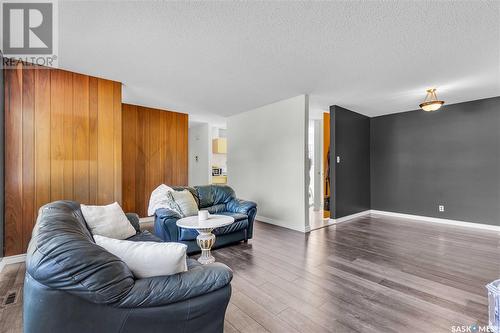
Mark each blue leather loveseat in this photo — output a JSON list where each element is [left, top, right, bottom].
[[24, 200, 233, 333], [154, 185, 257, 253]]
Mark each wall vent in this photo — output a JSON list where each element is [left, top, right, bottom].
[[4, 291, 17, 305]]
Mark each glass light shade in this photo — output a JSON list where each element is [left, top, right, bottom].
[[419, 88, 445, 112], [420, 101, 444, 112]]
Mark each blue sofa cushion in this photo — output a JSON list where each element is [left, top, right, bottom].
[[179, 228, 199, 241], [178, 212, 249, 241], [196, 185, 235, 208], [214, 219, 248, 236], [218, 212, 248, 221]]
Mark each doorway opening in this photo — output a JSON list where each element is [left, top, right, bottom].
[[308, 113, 334, 230]]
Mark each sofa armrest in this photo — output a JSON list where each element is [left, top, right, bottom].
[[125, 213, 141, 233], [226, 199, 257, 216], [117, 261, 233, 308], [153, 208, 182, 242], [226, 199, 257, 239]]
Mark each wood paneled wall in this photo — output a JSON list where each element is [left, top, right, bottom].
[[122, 104, 188, 217], [4, 62, 122, 255]]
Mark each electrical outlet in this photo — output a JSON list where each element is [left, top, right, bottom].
[[438, 205, 445, 212], [336, 156, 340, 163]]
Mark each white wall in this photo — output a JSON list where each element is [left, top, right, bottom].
[[188, 123, 211, 186], [228, 95, 309, 232]]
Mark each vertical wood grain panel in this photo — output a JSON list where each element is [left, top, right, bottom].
[[4, 63, 122, 255], [34, 68, 51, 222], [135, 106, 147, 215], [4, 65, 24, 256], [122, 104, 137, 212], [88, 77, 99, 204], [165, 111, 175, 186], [49, 69, 65, 201], [97, 79, 115, 204], [122, 104, 188, 216], [178, 113, 188, 185], [73, 73, 90, 204], [148, 108, 161, 192], [62, 72, 74, 200], [159, 109, 167, 191], [113, 82, 122, 205], [22, 67, 35, 250]]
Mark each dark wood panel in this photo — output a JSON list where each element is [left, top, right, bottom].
[[113, 82, 122, 204], [72, 73, 90, 204], [4, 65, 24, 256], [49, 69, 67, 201], [4, 63, 122, 255], [21, 67, 35, 250], [122, 104, 137, 213], [165, 111, 175, 187], [34, 68, 51, 226], [88, 77, 99, 204], [122, 104, 188, 216], [97, 79, 115, 205]]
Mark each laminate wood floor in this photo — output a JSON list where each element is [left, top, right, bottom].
[[1, 215, 499, 332]]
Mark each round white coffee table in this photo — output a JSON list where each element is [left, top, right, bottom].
[[176, 215, 235, 264]]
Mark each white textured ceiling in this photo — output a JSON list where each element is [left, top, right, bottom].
[[59, 1, 500, 119]]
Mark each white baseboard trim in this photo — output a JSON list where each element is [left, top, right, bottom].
[[370, 210, 500, 232], [0, 253, 27, 273], [328, 210, 371, 224], [256, 215, 308, 233]]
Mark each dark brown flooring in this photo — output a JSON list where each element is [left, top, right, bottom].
[[1, 215, 499, 332]]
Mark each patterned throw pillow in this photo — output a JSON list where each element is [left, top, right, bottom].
[[169, 190, 199, 217], [147, 184, 174, 216], [165, 191, 184, 216]]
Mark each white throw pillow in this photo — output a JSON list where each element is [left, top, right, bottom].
[[81, 202, 136, 240], [93, 235, 188, 278], [147, 184, 174, 216], [170, 190, 199, 217]]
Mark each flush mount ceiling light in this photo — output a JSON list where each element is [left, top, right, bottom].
[[419, 88, 445, 112]]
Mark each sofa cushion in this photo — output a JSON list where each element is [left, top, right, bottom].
[[27, 201, 135, 305], [94, 235, 187, 278], [217, 212, 248, 222], [170, 190, 198, 217], [214, 219, 248, 236], [81, 202, 137, 240], [179, 228, 197, 241], [195, 185, 235, 208], [172, 186, 200, 207], [178, 212, 249, 241], [206, 204, 227, 214]]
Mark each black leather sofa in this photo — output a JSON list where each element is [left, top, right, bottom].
[[24, 200, 233, 333], [154, 185, 257, 253]]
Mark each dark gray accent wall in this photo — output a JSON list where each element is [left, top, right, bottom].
[[0, 52, 4, 256], [330, 105, 371, 218], [371, 97, 500, 226]]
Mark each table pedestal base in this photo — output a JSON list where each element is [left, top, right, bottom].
[[196, 228, 216, 265]]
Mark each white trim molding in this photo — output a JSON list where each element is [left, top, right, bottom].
[[370, 210, 500, 232], [328, 210, 371, 225], [0, 253, 27, 272], [256, 215, 309, 233]]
